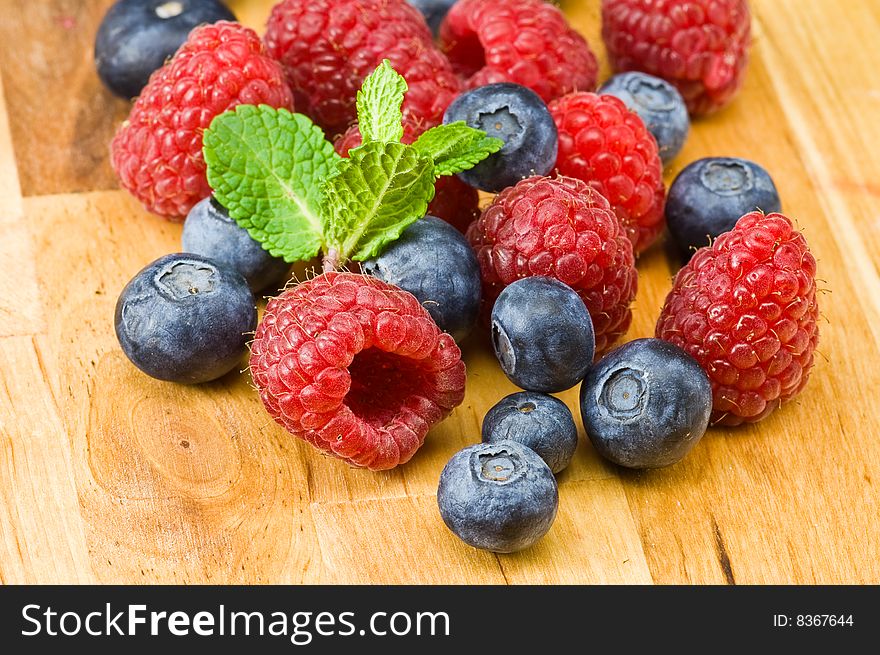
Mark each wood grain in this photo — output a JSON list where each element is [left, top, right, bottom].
[[0, 0, 128, 197], [1, 0, 879, 584]]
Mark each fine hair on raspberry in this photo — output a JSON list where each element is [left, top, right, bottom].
[[657, 211, 819, 426], [250, 272, 466, 471]]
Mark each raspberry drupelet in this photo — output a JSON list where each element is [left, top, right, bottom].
[[111, 22, 294, 220], [467, 175, 637, 355], [656, 211, 819, 426]]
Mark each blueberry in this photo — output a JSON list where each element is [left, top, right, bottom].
[[482, 392, 578, 474], [443, 83, 558, 193], [579, 338, 711, 469], [491, 276, 595, 393], [407, 0, 456, 35], [95, 0, 236, 98], [182, 197, 290, 293], [361, 216, 480, 342], [115, 253, 256, 384], [599, 72, 689, 165], [437, 440, 558, 553], [666, 157, 782, 259]]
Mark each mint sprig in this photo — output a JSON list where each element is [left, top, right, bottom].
[[203, 60, 504, 270], [356, 60, 407, 144], [203, 105, 340, 263], [413, 121, 504, 177], [323, 142, 435, 262]]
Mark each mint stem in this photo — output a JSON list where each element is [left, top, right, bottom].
[[322, 248, 340, 273]]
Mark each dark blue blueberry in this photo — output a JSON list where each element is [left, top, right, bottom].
[[95, 0, 236, 98], [599, 72, 689, 165], [437, 440, 558, 553], [491, 276, 595, 393], [443, 83, 558, 193], [182, 196, 290, 293], [407, 0, 456, 35], [666, 157, 782, 259], [482, 391, 578, 474], [579, 338, 711, 469], [361, 216, 480, 342], [115, 253, 256, 384]]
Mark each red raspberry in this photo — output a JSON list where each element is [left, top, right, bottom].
[[440, 0, 599, 103], [467, 175, 637, 355], [601, 0, 751, 115], [549, 92, 666, 254], [250, 272, 466, 470], [110, 22, 293, 220], [265, 0, 461, 137], [334, 124, 480, 233], [656, 212, 819, 426]]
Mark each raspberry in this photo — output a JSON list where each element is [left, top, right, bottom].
[[549, 92, 666, 254], [334, 124, 480, 233], [656, 212, 819, 426], [265, 0, 461, 137], [110, 22, 293, 220], [601, 0, 751, 115], [250, 272, 466, 470], [467, 175, 637, 355], [440, 0, 598, 104]]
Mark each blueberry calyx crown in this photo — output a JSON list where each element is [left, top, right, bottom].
[[700, 160, 754, 196], [491, 321, 515, 375], [154, 260, 217, 299], [598, 367, 647, 422], [154, 1, 184, 19], [625, 75, 677, 112], [474, 447, 524, 485]]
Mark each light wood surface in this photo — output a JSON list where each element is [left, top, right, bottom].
[[0, 0, 878, 585]]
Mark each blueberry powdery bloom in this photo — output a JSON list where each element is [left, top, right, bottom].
[[482, 391, 578, 474], [600, 71, 689, 165], [666, 157, 782, 259], [443, 83, 558, 192], [114, 253, 256, 384], [491, 276, 595, 393], [182, 196, 290, 292], [95, 0, 236, 98], [579, 338, 712, 469], [361, 216, 481, 343], [437, 440, 558, 552]]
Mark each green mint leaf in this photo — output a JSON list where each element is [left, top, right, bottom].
[[203, 105, 340, 263], [323, 141, 435, 262], [356, 60, 407, 144], [412, 121, 504, 177]]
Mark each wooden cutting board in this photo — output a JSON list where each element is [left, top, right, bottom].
[[1, 0, 878, 584]]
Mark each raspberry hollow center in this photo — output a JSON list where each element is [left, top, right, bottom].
[[345, 348, 431, 428], [445, 30, 486, 79]]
